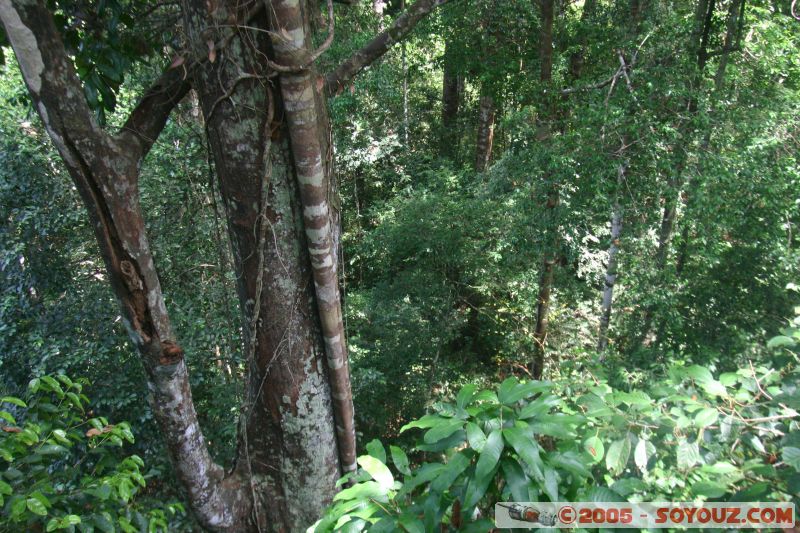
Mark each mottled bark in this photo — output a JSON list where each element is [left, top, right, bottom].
[[6, 0, 446, 529], [267, 0, 357, 474], [474, 93, 495, 172], [180, 0, 344, 529], [598, 161, 628, 353], [0, 0, 247, 529]]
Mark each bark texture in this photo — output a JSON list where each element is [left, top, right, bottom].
[[268, 0, 357, 475]]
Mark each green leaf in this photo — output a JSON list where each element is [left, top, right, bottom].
[[474, 429, 504, 484], [0, 479, 11, 496], [606, 436, 632, 475], [518, 394, 561, 419], [768, 335, 795, 348], [694, 408, 719, 428], [783, 447, 800, 471], [46, 518, 60, 532], [530, 422, 573, 439], [701, 462, 738, 474], [583, 436, 604, 463], [466, 422, 487, 452], [691, 480, 728, 498], [469, 390, 498, 405], [423, 418, 464, 444], [503, 427, 543, 481], [677, 440, 702, 469], [701, 380, 728, 398], [0, 396, 26, 408], [430, 452, 470, 493], [27, 497, 48, 516], [497, 377, 520, 404], [500, 460, 530, 502], [399, 414, 448, 434], [686, 365, 714, 383], [548, 452, 592, 479], [456, 384, 477, 409], [634, 439, 655, 473], [334, 481, 388, 503], [38, 444, 68, 456], [390, 446, 411, 476], [543, 466, 558, 501], [501, 381, 553, 405], [365, 439, 386, 463], [357, 455, 394, 490], [398, 514, 425, 533]]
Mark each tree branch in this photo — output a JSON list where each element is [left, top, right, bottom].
[[118, 66, 191, 163], [324, 0, 448, 95], [0, 2, 247, 528]]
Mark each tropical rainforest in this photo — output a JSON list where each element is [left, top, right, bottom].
[[0, 0, 799, 531]]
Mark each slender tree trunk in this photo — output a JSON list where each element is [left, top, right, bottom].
[[401, 0, 409, 145], [598, 160, 628, 353], [531, 0, 555, 379], [474, 92, 495, 171], [441, 40, 463, 156], [652, 0, 714, 270]]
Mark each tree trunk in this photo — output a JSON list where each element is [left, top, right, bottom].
[[0, 1, 251, 529], [441, 40, 463, 156], [474, 93, 495, 172], [653, 0, 714, 270], [598, 160, 628, 353], [530, 0, 555, 379], [180, 0, 356, 528]]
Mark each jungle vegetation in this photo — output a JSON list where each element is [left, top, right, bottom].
[[0, 0, 799, 531]]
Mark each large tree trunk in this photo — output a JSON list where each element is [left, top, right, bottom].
[[0, 1, 251, 529], [180, 0, 355, 528], [474, 92, 495, 171]]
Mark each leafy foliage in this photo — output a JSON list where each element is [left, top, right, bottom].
[[0, 375, 185, 532], [314, 339, 800, 531]]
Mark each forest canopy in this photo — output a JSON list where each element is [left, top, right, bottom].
[[0, 0, 799, 531]]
